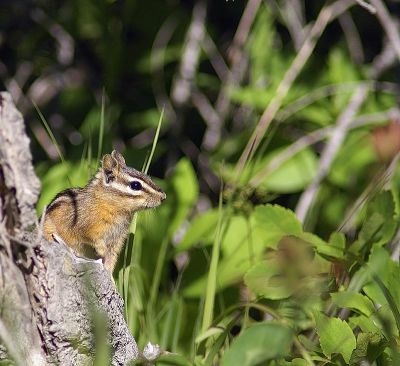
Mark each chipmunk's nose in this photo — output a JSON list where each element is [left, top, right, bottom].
[[161, 192, 167, 201]]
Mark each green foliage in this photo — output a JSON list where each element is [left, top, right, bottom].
[[6, 0, 400, 364], [315, 312, 356, 363], [220, 323, 293, 366]]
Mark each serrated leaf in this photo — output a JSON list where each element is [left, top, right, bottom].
[[220, 323, 292, 366], [349, 332, 386, 365], [253, 204, 303, 245], [315, 312, 356, 363]]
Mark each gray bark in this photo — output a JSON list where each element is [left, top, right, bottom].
[[0, 92, 146, 365]]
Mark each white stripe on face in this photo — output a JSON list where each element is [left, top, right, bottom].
[[108, 175, 161, 197]]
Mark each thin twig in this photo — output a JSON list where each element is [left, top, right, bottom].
[[192, 90, 224, 150], [249, 107, 397, 187], [215, 0, 262, 119], [171, 1, 207, 106], [370, 0, 400, 61], [234, 0, 355, 179], [355, 0, 376, 13], [168, 0, 207, 169], [293, 1, 400, 224], [295, 85, 369, 224], [151, 15, 178, 122], [277, 81, 398, 122], [282, 0, 307, 50], [202, 31, 231, 82], [338, 153, 400, 232], [339, 11, 365, 64]]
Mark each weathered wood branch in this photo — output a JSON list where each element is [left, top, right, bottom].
[[0, 92, 156, 365]]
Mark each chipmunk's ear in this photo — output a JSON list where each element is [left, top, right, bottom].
[[102, 153, 118, 184], [111, 150, 126, 166]]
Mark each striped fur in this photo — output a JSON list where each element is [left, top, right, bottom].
[[43, 150, 166, 273]]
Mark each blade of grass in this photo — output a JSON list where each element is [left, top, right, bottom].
[[372, 275, 400, 363], [137, 109, 165, 319], [373, 275, 400, 334], [87, 127, 93, 178], [204, 316, 239, 366], [201, 182, 224, 333], [148, 236, 169, 310], [171, 297, 183, 352], [96, 89, 106, 167], [32, 101, 66, 164], [121, 108, 165, 336], [161, 295, 179, 349], [144, 107, 164, 174], [122, 233, 135, 321], [32, 101, 72, 186]]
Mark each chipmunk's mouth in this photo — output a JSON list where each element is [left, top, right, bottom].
[[146, 200, 162, 208]]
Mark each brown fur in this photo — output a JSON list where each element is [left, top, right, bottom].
[[43, 151, 166, 273]]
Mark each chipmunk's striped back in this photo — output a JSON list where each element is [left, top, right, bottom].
[[43, 150, 166, 273]]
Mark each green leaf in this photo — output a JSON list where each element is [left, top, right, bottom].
[[222, 148, 317, 193], [329, 232, 346, 252], [294, 102, 333, 126], [195, 327, 224, 344], [360, 192, 397, 247], [349, 332, 386, 365], [244, 260, 292, 300], [329, 131, 376, 188], [182, 214, 269, 297], [183, 205, 339, 297], [327, 48, 360, 112], [301, 232, 344, 259], [169, 158, 199, 236], [281, 359, 308, 366], [249, 6, 279, 85], [331, 291, 375, 316], [253, 204, 303, 245], [315, 312, 356, 363], [348, 315, 382, 334], [362, 248, 394, 306], [230, 86, 274, 111], [156, 353, 193, 366], [220, 323, 293, 366], [177, 209, 219, 251], [261, 148, 317, 193]]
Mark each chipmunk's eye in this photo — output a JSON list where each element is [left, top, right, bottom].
[[130, 181, 142, 190]]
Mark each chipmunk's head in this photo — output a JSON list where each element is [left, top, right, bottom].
[[99, 150, 166, 211]]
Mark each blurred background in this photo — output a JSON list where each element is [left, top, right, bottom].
[[2, 0, 400, 365], [1, 0, 399, 223]]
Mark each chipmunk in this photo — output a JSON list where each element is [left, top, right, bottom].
[[42, 150, 166, 273]]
